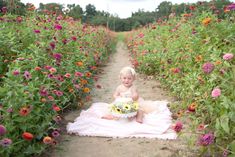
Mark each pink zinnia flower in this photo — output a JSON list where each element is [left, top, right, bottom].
[[54, 24, 62, 30], [202, 62, 214, 74], [64, 73, 71, 78], [211, 88, 221, 98], [34, 30, 40, 34], [53, 53, 62, 60], [55, 90, 63, 97], [13, 70, 20, 76], [0, 138, 12, 147], [71, 36, 77, 41], [75, 72, 83, 77], [39, 88, 48, 96], [52, 130, 60, 138], [0, 125, 6, 136], [172, 121, 183, 132], [198, 133, 214, 146], [24, 71, 32, 80], [50, 42, 56, 50], [223, 53, 234, 61]]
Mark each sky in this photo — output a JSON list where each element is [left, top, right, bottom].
[[20, 0, 233, 18]]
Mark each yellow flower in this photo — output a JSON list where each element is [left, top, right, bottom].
[[115, 107, 122, 113], [132, 102, 139, 110], [124, 104, 131, 111]]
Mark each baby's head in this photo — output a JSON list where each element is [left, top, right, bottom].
[[119, 66, 136, 79]]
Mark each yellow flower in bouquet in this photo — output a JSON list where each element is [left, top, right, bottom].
[[110, 99, 139, 118]]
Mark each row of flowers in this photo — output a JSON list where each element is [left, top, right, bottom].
[[127, 3, 234, 157], [0, 10, 115, 157]]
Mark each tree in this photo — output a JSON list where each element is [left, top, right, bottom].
[[84, 4, 97, 23], [67, 4, 83, 20], [156, 1, 172, 19]]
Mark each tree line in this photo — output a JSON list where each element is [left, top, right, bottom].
[[0, 0, 232, 31]]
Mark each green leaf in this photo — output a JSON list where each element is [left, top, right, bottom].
[[220, 115, 230, 134]]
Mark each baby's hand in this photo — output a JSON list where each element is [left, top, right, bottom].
[[132, 94, 139, 101]]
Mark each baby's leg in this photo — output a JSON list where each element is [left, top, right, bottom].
[[136, 110, 144, 123], [101, 115, 119, 120]]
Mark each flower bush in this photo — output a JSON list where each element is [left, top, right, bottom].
[[127, 3, 235, 156], [0, 10, 115, 157]]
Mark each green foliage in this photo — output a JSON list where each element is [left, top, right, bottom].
[[128, 9, 235, 156], [0, 12, 115, 156]]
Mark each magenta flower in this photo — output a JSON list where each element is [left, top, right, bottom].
[[50, 42, 56, 50], [223, 53, 234, 61], [13, 70, 20, 76], [62, 38, 68, 44], [198, 133, 214, 146], [75, 72, 83, 77], [56, 75, 64, 82], [0, 125, 6, 136], [53, 53, 62, 60], [226, 3, 235, 11], [55, 90, 63, 97], [54, 24, 62, 30], [172, 121, 183, 133], [211, 88, 221, 98], [52, 130, 60, 138], [202, 62, 214, 74], [71, 36, 77, 41], [34, 30, 41, 34], [24, 71, 32, 80], [1, 7, 7, 14], [40, 88, 48, 96], [0, 138, 12, 147]]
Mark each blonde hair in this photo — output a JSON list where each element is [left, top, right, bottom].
[[119, 66, 136, 78]]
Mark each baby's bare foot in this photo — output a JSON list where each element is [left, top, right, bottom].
[[136, 118, 143, 123]]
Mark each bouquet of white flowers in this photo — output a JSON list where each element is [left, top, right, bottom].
[[110, 98, 139, 118]]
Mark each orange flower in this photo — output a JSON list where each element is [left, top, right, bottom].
[[34, 66, 41, 71], [195, 55, 203, 62], [197, 76, 204, 84], [22, 132, 34, 141], [76, 61, 83, 66], [188, 102, 197, 112], [41, 98, 47, 103], [215, 60, 222, 65], [202, 18, 212, 26], [68, 87, 74, 93], [19, 107, 30, 116], [43, 136, 52, 144], [81, 79, 88, 85], [85, 72, 92, 77], [83, 87, 90, 93]]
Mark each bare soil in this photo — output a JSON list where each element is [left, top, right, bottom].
[[45, 41, 195, 157]]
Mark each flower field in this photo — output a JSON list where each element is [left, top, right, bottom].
[[0, 10, 115, 156], [127, 3, 234, 156]]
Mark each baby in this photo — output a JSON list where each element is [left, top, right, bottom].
[[102, 66, 144, 123]]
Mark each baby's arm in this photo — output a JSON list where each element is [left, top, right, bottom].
[[131, 86, 139, 101], [113, 85, 121, 99]]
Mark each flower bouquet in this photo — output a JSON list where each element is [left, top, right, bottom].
[[110, 98, 139, 118]]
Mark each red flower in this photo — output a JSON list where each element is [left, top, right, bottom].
[[19, 107, 30, 116], [22, 132, 34, 141], [52, 104, 61, 112], [172, 121, 183, 133]]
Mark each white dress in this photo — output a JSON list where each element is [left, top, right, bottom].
[[67, 89, 177, 139]]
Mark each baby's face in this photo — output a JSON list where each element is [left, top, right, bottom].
[[120, 73, 135, 88]]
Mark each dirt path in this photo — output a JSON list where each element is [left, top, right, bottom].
[[48, 41, 192, 157]]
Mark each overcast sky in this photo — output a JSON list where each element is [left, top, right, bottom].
[[20, 0, 233, 18]]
